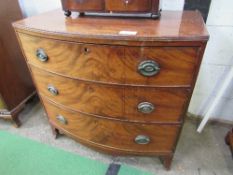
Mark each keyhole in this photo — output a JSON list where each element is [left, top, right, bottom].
[[83, 47, 90, 54], [125, 0, 129, 5]]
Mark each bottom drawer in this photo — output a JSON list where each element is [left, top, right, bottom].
[[43, 98, 181, 153]]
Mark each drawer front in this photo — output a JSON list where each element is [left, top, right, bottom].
[[61, 0, 105, 11], [43, 99, 180, 153], [19, 33, 125, 84], [31, 67, 189, 123], [19, 33, 198, 86], [105, 0, 152, 12], [124, 47, 198, 86]]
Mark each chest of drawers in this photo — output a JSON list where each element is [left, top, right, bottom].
[[13, 10, 209, 170]]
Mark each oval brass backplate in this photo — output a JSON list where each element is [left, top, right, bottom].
[[56, 115, 67, 125], [138, 102, 155, 114], [135, 135, 150, 145], [36, 48, 48, 62], [47, 85, 59, 96], [138, 60, 160, 77]]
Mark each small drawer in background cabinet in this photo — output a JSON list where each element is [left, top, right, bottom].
[[105, 0, 152, 12], [61, 0, 105, 11]]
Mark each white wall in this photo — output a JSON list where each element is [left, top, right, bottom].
[[188, 0, 233, 122], [18, 0, 61, 16], [162, 0, 184, 11]]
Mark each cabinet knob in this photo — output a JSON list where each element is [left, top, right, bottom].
[[47, 85, 59, 96], [138, 60, 160, 77], [138, 102, 155, 114], [56, 115, 67, 125], [135, 135, 150, 145], [36, 48, 48, 62]]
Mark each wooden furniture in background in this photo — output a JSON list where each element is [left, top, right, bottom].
[[13, 10, 209, 169], [61, 0, 161, 18], [0, 0, 35, 127]]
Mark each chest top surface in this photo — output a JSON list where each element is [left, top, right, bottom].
[[13, 9, 209, 42]]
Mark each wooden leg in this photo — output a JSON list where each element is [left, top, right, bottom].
[[11, 114, 21, 128], [225, 129, 233, 145], [64, 10, 71, 17], [225, 128, 233, 157], [51, 125, 59, 139], [225, 131, 231, 145], [151, 9, 161, 19], [159, 154, 174, 170]]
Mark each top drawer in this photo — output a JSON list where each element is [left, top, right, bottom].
[[105, 0, 152, 12], [61, 0, 105, 11], [18, 33, 198, 86]]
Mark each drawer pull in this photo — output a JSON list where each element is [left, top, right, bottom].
[[36, 48, 48, 62], [138, 60, 160, 77], [138, 102, 155, 114], [56, 115, 67, 125], [135, 135, 150, 145], [47, 85, 59, 96]]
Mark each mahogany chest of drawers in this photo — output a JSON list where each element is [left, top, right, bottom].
[[61, 0, 161, 18], [13, 10, 209, 170]]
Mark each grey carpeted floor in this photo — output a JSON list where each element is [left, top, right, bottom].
[[0, 98, 233, 175]]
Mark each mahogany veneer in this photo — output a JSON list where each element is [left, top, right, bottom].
[[13, 10, 209, 170], [44, 99, 180, 154], [30, 66, 190, 123]]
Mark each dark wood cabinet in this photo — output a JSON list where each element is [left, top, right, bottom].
[[61, 0, 161, 18], [0, 0, 35, 127]]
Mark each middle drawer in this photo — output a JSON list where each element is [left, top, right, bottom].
[[30, 66, 190, 123]]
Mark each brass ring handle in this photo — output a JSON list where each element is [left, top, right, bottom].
[[36, 48, 48, 62], [47, 85, 59, 96], [138, 102, 155, 114], [56, 115, 67, 125], [138, 60, 160, 77], [135, 135, 150, 145]]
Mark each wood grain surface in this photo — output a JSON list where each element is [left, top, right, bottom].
[[61, 0, 105, 11], [30, 66, 190, 123], [19, 33, 198, 87], [105, 0, 152, 12], [61, 0, 159, 14], [43, 98, 180, 153], [13, 10, 209, 45]]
